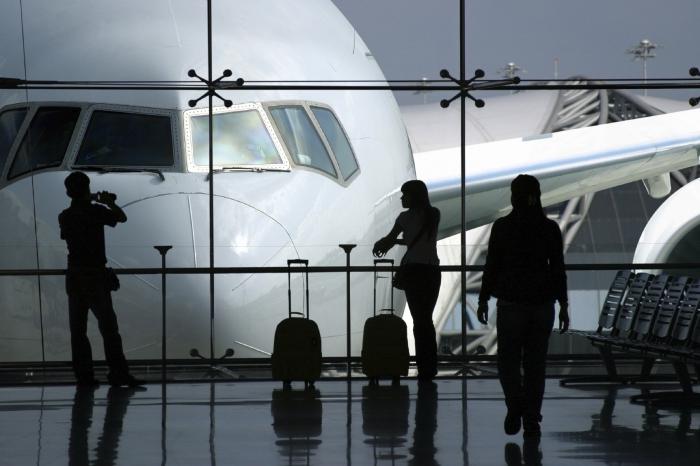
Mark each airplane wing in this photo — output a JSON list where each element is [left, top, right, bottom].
[[409, 108, 700, 238]]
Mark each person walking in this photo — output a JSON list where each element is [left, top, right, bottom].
[[477, 174, 569, 438], [373, 180, 441, 381], [59, 171, 143, 387]]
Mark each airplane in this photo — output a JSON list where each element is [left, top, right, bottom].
[[634, 174, 700, 275], [0, 0, 699, 364]]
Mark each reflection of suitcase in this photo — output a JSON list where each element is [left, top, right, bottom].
[[362, 384, 409, 461], [271, 388, 323, 461], [272, 259, 322, 389], [361, 259, 409, 385], [361, 384, 409, 438], [271, 388, 323, 438]]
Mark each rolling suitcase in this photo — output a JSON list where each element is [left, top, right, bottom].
[[272, 259, 322, 389], [361, 259, 409, 385]]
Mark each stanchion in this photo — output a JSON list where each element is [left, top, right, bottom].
[[154, 245, 171, 437], [154, 246, 172, 383], [339, 244, 356, 381]]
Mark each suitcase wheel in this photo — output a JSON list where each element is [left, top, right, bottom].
[[283, 380, 292, 391]]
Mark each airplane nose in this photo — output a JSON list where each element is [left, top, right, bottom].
[[187, 193, 297, 274], [185, 193, 299, 358], [115, 192, 296, 272], [105, 192, 297, 359]]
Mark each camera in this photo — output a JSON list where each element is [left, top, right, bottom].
[[91, 191, 117, 203]]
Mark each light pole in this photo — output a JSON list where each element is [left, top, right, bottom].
[[497, 62, 525, 93], [626, 39, 659, 96], [413, 77, 430, 104]]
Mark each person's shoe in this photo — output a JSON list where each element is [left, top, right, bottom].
[[504, 409, 522, 435], [108, 374, 145, 387], [76, 377, 100, 388]]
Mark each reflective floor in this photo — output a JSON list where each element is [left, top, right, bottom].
[[1, 378, 700, 465]]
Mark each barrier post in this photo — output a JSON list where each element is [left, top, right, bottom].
[[154, 246, 172, 384], [339, 244, 357, 380]]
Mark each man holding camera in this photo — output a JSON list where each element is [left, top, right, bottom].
[[59, 171, 143, 387]]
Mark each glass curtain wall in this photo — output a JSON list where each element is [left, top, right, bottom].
[[0, 0, 699, 364]]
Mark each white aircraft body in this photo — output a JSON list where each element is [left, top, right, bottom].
[[1, 1, 699, 363], [635, 177, 700, 271]]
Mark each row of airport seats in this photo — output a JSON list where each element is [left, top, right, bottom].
[[561, 270, 700, 404]]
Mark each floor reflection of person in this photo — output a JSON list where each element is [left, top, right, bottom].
[[69, 387, 94, 466], [95, 387, 138, 466], [409, 381, 439, 466], [505, 440, 543, 466], [69, 386, 138, 466], [477, 174, 569, 438], [373, 180, 441, 381], [59, 171, 143, 388]]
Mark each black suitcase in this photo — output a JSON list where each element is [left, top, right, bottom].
[[272, 259, 322, 389], [361, 259, 409, 385]]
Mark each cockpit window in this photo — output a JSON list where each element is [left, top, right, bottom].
[[0, 108, 27, 175], [311, 106, 359, 180], [8, 107, 80, 179], [190, 110, 283, 167], [269, 106, 337, 177], [75, 111, 174, 167]]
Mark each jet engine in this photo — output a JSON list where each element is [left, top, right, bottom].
[[634, 177, 700, 276]]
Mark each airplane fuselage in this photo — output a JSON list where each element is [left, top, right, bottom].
[[0, 0, 415, 362]]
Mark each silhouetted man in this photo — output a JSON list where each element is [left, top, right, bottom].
[[477, 174, 569, 439], [59, 171, 142, 387]]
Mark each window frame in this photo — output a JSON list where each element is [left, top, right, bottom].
[[309, 104, 361, 183], [183, 102, 290, 173], [0, 104, 31, 182], [68, 104, 180, 171], [6, 104, 83, 182], [0, 100, 360, 187], [264, 102, 340, 179], [263, 101, 360, 186]]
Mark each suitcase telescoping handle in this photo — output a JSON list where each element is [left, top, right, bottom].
[[373, 259, 394, 317], [287, 259, 310, 319]]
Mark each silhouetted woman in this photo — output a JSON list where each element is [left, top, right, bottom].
[[373, 180, 441, 381], [477, 174, 569, 439]]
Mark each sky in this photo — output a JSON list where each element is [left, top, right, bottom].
[[331, 0, 700, 105]]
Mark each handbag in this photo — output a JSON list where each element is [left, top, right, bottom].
[[392, 219, 430, 290], [392, 265, 408, 290]]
